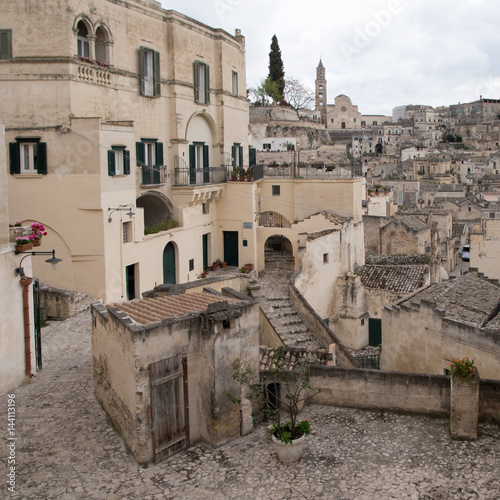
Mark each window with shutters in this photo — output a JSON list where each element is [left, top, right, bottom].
[[108, 146, 130, 176], [140, 47, 160, 97], [194, 61, 210, 104], [232, 143, 243, 167], [0, 29, 12, 59], [136, 139, 163, 185], [9, 139, 47, 175]]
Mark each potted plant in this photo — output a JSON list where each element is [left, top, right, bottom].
[[221, 261, 227, 268], [228, 347, 320, 462], [30, 222, 47, 247], [16, 236, 33, 252], [240, 266, 248, 273]]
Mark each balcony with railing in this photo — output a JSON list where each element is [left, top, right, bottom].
[[252, 163, 359, 180], [172, 156, 228, 187]]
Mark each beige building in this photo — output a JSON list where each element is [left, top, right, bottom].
[[2, 0, 250, 302], [471, 209, 500, 281], [382, 273, 500, 381]]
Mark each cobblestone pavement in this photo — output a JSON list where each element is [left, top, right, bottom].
[[2, 310, 500, 499]]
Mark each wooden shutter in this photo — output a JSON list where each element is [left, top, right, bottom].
[[123, 150, 130, 175], [203, 144, 209, 168], [231, 145, 236, 167], [107, 150, 116, 176], [139, 47, 146, 95], [0, 30, 12, 59], [193, 61, 199, 102], [37, 142, 47, 174], [155, 142, 163, 166], [153, 50, 161, 97], [238, 146, 243, 167], [204, 64, 210, 104], [136, 141, 145, 166], [9, 143, 20, 174], [189, 144, 196, 184]]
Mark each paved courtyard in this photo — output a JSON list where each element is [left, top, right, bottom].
[[1, 306, 500, 499]]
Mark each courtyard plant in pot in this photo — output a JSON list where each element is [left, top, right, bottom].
[[228, 347, 320, 463]]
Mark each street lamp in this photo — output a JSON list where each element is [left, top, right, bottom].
[[15, 249, 62, 276], [107, 204, 135, 223]]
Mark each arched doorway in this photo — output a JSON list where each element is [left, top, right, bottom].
[[375, 143, 383, 154], [163, 242, 176, 284], [264, 235, 294, 272]]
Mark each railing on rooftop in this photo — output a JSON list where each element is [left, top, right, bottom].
[[253, 163, 359, 180], [173, 166, 228, 187]]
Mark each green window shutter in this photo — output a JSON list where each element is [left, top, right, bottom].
[[239, 146, 243, 167], [107, 150, 116, 176], [189, 144, 196, 184], [136, 141, 145, 166], [155, 142, 163, 166], [231, 145, 236, 167], [37, 142, 47, 174], [205, 64, 210, 104], [9, 143, 20, 174], [123, 150, 130, 175], [203, 144, 209, 168], [153, 50, 161, 97], [139, 47, 146, 95], [193, 61, 199, 102], [0, 30, 12, 59]]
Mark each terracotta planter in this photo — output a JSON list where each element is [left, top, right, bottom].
[[16, 243, 33, 252], [201, 272, 208, 279], [32, 239, 41, 247], [221, 262, 227, 268], [245, 263, 253, 272], [211, 265, 217, 271], [272, 433, 306, 463]]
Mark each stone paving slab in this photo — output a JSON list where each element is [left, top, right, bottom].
[[1, 312, 500, 499]]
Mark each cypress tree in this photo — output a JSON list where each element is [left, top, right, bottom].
[[268, 35, 285, 98]]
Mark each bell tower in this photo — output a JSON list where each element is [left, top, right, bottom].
[[315, 59, 327, 124]]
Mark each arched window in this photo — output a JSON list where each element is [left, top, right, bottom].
[[77, 21, 89, 58], [95, 26, 109, 64]]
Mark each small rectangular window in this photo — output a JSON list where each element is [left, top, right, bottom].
[[108, 146, 130, 176], [0, 29, 12, 59], [123, 222, 132, 243], [232, 71, 238, 95], [9, 139, 47, 175], [272, 185, 280, 196], [263, 143, 271, 150], [189, 259, 195, 271], [243, 239, 248, 247], [202, 202, 209, 215], [323, 253, 329, 264]]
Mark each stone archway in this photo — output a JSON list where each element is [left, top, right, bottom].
[[136, 191, 174, 230], [264, 234, 294, 273]]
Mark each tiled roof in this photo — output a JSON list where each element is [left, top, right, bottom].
[[359, 265, 428, 293], [398, 216, 429, 232], [401, 273, 500, 331], [452, 222, 466, 238], [305, 211, 349, 225], [109, 293, 241, 325]]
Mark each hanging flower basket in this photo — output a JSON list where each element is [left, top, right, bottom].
[[16, 236, 33, 251]]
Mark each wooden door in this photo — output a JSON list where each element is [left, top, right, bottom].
[[149, 354, 189, 463], [163, 242, 176, 284], [223, 231, 239, 267]]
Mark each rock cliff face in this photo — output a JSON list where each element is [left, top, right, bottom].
[[265, 125, 332, 150]]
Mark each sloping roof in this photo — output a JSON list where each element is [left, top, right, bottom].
[[396, 216, 428, 232], [400, 273, 500, 331], [359, 265, 428, 293], [109, 293, 241, 325]]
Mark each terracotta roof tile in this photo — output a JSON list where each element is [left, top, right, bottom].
[[359, 265, 428, 293], [109, 293, 241, 325]]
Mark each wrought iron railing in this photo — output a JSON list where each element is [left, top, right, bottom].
[[253, 163, 359, 180], [141, 165, 166, 185], [173, 167, 227, 187]]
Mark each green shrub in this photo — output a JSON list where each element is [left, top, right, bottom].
[[144, 219, 180, 235]]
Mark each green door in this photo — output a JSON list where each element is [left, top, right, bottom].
[[249, 146, 256, 167], [368, 318, 382, 346], [126, 264, 136, 300], [223, 231, 239, 267], [163, 243, 176, 284]]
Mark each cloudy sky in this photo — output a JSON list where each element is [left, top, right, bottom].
[[159, 0, 500, 115]]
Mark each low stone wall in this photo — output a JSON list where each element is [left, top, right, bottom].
[[308, 366, 500, 423], [39, 283, 75, 320], [365, 254, 430, 265]]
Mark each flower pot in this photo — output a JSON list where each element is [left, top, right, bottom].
[[16, 243, 33, 252], [201, 272, 208, 279], [221, 262, 227, 268], [32, 239, 41, 247], [272, 433, 306, 463], [211, 265, 217, 271]]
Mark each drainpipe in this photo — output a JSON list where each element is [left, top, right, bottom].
[[20, 275, 33, 380]]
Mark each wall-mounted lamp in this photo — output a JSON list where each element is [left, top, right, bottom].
[[15, 249, 62, 276], [108, 204, 135, 223]]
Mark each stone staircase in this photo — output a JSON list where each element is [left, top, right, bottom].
[[74, 292, 99, 315], [254, 252, 323, 349]]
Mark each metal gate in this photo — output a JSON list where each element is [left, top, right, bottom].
[[149, 354, 189, 464], [33, 278, 42, 370]]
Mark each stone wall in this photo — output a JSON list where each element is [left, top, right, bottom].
[[308, 366, 500, 423], [39, 283, 75, 320]]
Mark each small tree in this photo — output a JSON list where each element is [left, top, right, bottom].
[[249, 77, 282, 105], [284, 77, 314, 111], [268, 35, 285, 97], [227, 347, 320, 443]]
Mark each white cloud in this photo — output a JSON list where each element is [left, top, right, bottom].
[[160, 0, 500, 114]]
